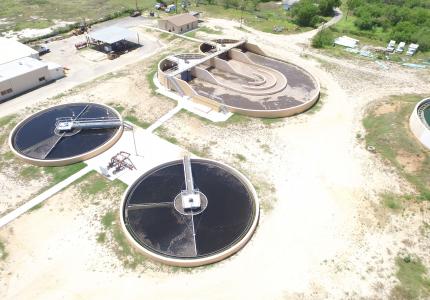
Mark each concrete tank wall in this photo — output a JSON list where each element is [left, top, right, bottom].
[[409, 98, 430, 150]]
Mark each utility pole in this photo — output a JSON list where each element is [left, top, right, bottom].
[[239, 0, 245, 28]]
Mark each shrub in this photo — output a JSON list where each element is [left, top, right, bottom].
[[318, 0, 341, 17], [292, 0, 319, 27], [312, 29, 334, 48]]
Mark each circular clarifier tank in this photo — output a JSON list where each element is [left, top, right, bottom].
[[9, 103, 123, 166], [410, 97, 430, 149], [120, 158, 259, 267]]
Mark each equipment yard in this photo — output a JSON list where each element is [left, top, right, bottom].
[[1, 6, 430, 300]]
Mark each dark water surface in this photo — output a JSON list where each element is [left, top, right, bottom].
[[123, 160, 257, 259], [12, 103, 120, 160]]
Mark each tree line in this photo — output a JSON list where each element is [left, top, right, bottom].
[[345, 0, 430, 50]]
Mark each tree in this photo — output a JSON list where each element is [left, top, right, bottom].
[[389, 21, 417, 42], [292, 0, 319, 27], [312, 28, 334, 48], [354, 13, 374, 30], [318, 0, 341, 17], [345, 0, 360, 20]]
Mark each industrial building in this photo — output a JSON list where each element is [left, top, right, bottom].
[[0, 37, 39, 65], [0, 37, 64, 103], [158, 13, 198, 34], [88, 26, 141, 55]]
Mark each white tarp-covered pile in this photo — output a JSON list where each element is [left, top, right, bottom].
[[88, 26, 139, 44], [334, 36, 359, 48], [0, 37, 39, 65]]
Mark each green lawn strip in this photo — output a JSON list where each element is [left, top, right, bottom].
[[154, 126, 179, 144], [363, 95, 430, 205], [124, 115, 151, 129]]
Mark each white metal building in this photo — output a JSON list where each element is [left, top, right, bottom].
[[0, 37, 64, 103], [0, 37, 39, 65]]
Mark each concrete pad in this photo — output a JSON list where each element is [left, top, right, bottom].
[[78, 49, 107, 62], [85, 125, 187, 186]]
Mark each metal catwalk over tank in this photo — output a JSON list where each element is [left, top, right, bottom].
[[10, 103, 123, 165]]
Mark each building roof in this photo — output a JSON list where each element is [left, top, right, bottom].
[[88, 26, 138, 44], [334, 36, 359, 48], [0, 37, 39, 65], [283, 0, 300, 7], [0, 57, 46, 82], [162, 13, 198, 27]]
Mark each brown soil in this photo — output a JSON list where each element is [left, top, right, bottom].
[[396, 150, 424, 173]]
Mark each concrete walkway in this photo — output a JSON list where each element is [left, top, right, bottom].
[[147, 104, 183, 133], [0, 166, 92, 228]]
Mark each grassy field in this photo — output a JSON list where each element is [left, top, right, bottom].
[[0, 0, 153, 33], [392, 255, 430, 299], [0, 0, 317, 36], [363, 95, 430, 208], [197, 3, 301, 34]]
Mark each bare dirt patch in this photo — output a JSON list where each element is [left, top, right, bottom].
[[374, 101, 402, 116], [396, 150, 425, 173]]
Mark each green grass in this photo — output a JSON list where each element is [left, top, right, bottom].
[[124, 115, 150, 129], [43, 162, 86, 186], [0, 115, 17, 127], [155, 126, 178, 144], [79, 173, 109, 196], [220, 114, 253, 127], [260, 144, 271, 153], [107, 102, 125, 114], [234, 153, 247, 162], [261, 117, 284, 126], [159, 32, 177, 41], [20, 165, 42, 179], [330, 15, 388, 47], [29, 202, 44, 212], [101, 210, 146, 269], [363, 95, 430, 203], [96, 232, 107, 243], [381, 193, 403, 210], [3, 151, 15, 160], [199, 26, 223, 35], [146, 55, 167, 95], [101, 211, 116, 228], [198, 3, 303, 34], [184, 30, 198, 38], [0, 239, 7, 260], [322, 11, 430, 61], [392, 255, 430, 299], [0, 115, 17, 146]]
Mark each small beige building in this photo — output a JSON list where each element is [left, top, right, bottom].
[[158, 13, 198, 34]]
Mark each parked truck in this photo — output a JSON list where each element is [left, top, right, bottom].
[[165, 4, 176, 12]]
